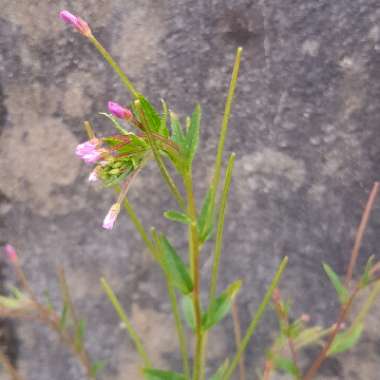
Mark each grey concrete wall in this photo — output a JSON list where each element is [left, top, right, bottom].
[[1, 1, 380, 379]]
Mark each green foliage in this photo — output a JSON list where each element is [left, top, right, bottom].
[[90, 360, 106, 378], [197, 189, 215, 243], [360, 255, 375, 287], [185, 104, 201, 165], [159, 100, 170, 137], [74, 319, 87, 351], [181, 295, 195, 331], [323, 263, 349, 304], [136, 96, 161, 133], [143, 368, 186, 380], [327, 324, 364, 356], [209, 359, 230, 380], [273, 356, 300, 378], [164, 210, 192, 225], [202, 280, 241, 330], [159, 235, 193, 294]]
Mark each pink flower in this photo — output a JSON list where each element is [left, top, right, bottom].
[[4, 244, 18, 263], [108, 101, 133, 120], [59, 10, 92, 37], [75, 140, 102, 164], [102, 203, 121, 230]]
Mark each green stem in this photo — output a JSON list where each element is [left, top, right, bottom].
[[183, 172, 204, 380], [135, 100, 185, 209], [209, 153, 236, 301], [223, 257, 289, 380], [100, 277, 152, 367], [210, 48, 242, 208], [89, 36, 139, 98]]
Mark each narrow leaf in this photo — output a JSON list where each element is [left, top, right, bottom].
[[273, 356, 300, 377], [137, 96, 161, 132], [160, 236, 193, 294], [181, 295, 195, 330], [197, 189, 215, 243], [164, 210, 192, 225], [90, 360, 106, 378], [59, 303, 69, 329], [74, 319, 87, 351], [323, 263, 349, 304], [210, 359, 230, 380], [143, 368, 186, 380], [202, 280, 241, 330], [327, 324, 364, 356], [170, 113, 186, 151], [185, 104, 201, 163], [159, 99, 170, 137], [360, 255, 375, 287]]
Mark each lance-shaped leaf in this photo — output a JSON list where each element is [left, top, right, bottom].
[[197, 188, 215, 243], [181, 295, 195, 330], [159, 99, 170, 137], [143, 368, 186, 380], [136, 96, 161, 132], [327, 324, 364, 356], [185, 104, 201, 164], [210, 359, 230, 380], [202, 280, 241, 330], [170, 112, 187, 153], [323, 263, 349, 304], [159, 235, 193, 294], [164, 210, 192, 225], [360, 255, 375, 287]]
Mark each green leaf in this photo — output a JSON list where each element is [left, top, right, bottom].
[[327, 324, 364, 356], [74, 319, 87, 351], [197, 189, 215, 243], [159, 100, 170, 137], [143, 368, 186, 380], [273, 356, 300, 378], [170, 113, 186, 151], [59, 302, 69, 329], [181, 295, 195, 330], [323, 263, 349, 304], [90, 360, 106, 378], [137, 96, 161, 132], [210, 358, 229, 380], [202, 280, 241, 330], [185, 104, 201, 164], [164, 210, 192, 225], [0, 295, 22, 309], [360, 255, 375, 287], [159, 235, 193, 294]]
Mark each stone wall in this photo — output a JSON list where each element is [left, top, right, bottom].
[[1, 1, 380, 379]]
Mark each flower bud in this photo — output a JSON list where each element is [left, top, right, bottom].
[[102, 203, 121, 230], [59, 10, 92, 37], [4, 244, 18, 264], [108, 101, 133, 120]]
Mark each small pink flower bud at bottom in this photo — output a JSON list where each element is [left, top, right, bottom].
[[59, 10, 92, 37], [102, 203, 121, 230], [88, 169, 98, 182], [108, 101, 133, 120], [4, 244, 18, 263]]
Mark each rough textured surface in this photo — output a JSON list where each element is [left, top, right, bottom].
[[1, 0, 380, 379]]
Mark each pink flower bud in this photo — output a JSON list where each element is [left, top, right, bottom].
[[75, 140, 102, 164], [59, 10, 92, 37], [4, 244, 18, 263], [102, 203, 121, 230], [88, 169, 98, 182], [108, 101, 133, 120]]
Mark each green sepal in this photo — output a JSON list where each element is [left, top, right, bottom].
[[159, 235, 193, 294], [327, 324, 364, 356], [164, 210, 192, 225], [143, 368, 186, 380], [323, 263, 349, 304], [202, 280, 241, 330]]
